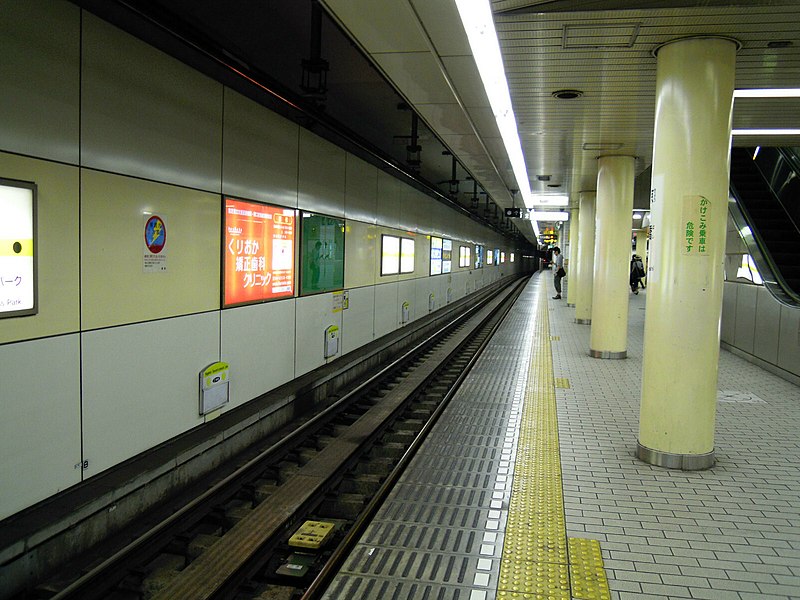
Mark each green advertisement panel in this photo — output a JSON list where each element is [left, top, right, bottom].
[[301, 212, 345, 295]]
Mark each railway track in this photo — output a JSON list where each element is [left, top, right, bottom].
[[26, 278, 527, 600]]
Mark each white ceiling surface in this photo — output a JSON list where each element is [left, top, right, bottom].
[[321, 1, 800, 245]]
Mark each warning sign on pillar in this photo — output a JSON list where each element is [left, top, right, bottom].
[[143, 214, 167, 273]]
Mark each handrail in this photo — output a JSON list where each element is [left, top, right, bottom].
[[727, 189, 800, 308], [752, 146, 800, 237]]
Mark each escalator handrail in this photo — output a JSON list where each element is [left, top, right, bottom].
[[751, 147, 800, 237], [728, 176, 800, 307]]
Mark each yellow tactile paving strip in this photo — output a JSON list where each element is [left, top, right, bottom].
[[497, 285, 611, 600]]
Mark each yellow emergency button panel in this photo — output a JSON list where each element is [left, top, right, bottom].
[[288, 520, 335, 549]]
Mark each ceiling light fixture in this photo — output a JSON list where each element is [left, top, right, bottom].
[[531, 194, 569, 207], [552, 89, 583, 99], [455, 0, 537, 236], [583, 142, 623, 151], [531, 211, 569, 221], [732, 129, 800, 136], [733, 88, 800, 98]]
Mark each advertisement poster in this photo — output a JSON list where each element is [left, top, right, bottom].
[[430, 236, 443, 275], [0, 179, 36, 317], [143, 213, 167, 273], [224, 198, 295, 306]]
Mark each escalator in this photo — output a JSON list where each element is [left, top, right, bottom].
[[729, 146, 800, 307]]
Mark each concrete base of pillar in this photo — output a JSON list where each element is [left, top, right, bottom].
[[637, 441, 715, 470], [589, 349, 626, 359]]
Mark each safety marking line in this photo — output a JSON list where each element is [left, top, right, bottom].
[[497, 280, 610, 599], [554, 378, 570, 389]]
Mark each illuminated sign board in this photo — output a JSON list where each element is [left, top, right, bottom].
[[381, 235, 400, 275], [459, 245, 471, 268], [0, 179, 37, 318], [486, 249, 493, 265], [382, 234, 415, 275], [442, 239, 452, 274], [475, 245, 484, 269], [430, 236, 443, 275], [494, 248, 501, 265], [400, 238, 415, 273], [223, 198, 295, 306]]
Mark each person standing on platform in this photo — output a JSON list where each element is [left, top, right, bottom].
[[630, 254, 645, 294], [552, 246, 565, 299]]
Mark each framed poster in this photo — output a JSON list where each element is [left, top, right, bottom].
[[223, 197, 295, 307], [0, 178, 37, 318]]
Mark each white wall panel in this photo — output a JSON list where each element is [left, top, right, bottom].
[[81, 14, 223, 191], [0, 335, 81, 520], [295, 293, 344, 376], [221, 299, 296, 409], [344, 220, 377, 289], [777, 304, 800, 377], [81, 313, 219, 475], [298, 129, 345, 218], [733, 283, 757, 354], [415, 276, 437, 316], [341, 286, 375, 355], [374, 282, 399, 339], [376, 171, 401, 229], [222, 88, 299, 208], [399, 187, 424, 232], [398, 279, 417, 326], [345, 155, 377, 222], [753, 286, 781, 365], [721, 282, 738, 345], [0, 1, 80, 164]]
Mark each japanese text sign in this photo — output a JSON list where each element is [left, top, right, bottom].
[[1, 179, 37, 317], [224, 198, 295, 306], [682, 195, 711, 256]]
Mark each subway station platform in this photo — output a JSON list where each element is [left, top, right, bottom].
[[323, 272, 800, 600]]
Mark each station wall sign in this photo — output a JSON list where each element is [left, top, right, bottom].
[[0, 178, 37, 318]]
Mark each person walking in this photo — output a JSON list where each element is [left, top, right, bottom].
[[552, 247, 565, 299], [630, 254, 645, 294]]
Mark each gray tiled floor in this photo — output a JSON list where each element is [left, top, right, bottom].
[[552, 277, 800, 599]]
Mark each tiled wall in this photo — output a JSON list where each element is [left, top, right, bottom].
[[0, 1, 523, 520], [722, 215, 800, 381]]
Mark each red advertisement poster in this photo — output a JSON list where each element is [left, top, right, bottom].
[[224, 198, 295, 306]]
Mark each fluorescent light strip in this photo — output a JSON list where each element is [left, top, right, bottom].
[[454, 0, 538, 237], [734, 88, 800, 98], [531, 194, 568, 206], [531, 211, 569, 221], [732, 129, 800, 136]]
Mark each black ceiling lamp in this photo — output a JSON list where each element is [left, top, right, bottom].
[[300, 1, 329, 106], [551, 89, 583, 99]]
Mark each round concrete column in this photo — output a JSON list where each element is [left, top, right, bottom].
[[589, 156, 635, 358], [566, 207, 579, 307], [638, 37, 737, 470], [574, 192, 595, 324]]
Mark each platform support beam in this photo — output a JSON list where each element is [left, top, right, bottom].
[[566, 207, 579, 307], [638, 37, 736, 470], [573, 191, 596, 324], [589, 156, 635, 358]]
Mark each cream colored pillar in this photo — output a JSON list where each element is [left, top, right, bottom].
[[638, 37, 736, 470], [589, 156, 635, 358], [574, 192, 595, 324], [566, 207, 579, 307]]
